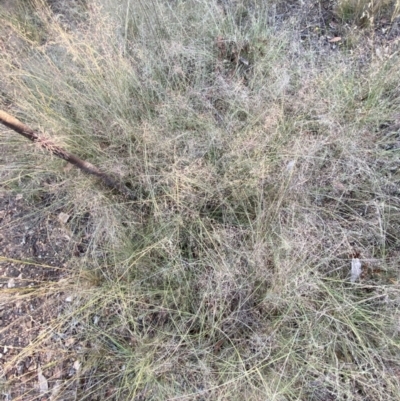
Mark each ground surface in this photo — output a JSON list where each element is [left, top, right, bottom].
[[0, 190, 87, 400]]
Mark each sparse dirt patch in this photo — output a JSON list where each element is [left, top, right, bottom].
[[0, 189, 92, 400]]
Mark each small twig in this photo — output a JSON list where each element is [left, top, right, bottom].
[[0, 110, 135, 200]]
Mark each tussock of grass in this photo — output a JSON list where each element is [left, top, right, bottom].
[[335, 0, 399, 25], [1, 0, 400, 399]]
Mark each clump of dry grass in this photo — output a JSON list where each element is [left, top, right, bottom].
[[1, 0, 400, 399], [335, 0, 400, 25]]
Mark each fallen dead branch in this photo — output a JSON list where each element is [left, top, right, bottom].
[[0, 110, 135, 200]]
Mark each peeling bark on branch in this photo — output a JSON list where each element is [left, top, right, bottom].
[[0, 110, 135, 200]]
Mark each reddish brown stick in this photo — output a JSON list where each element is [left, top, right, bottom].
[[0, 110, 135, 200]]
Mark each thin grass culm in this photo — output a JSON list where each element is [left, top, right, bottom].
[[1, 0, 400, 400]]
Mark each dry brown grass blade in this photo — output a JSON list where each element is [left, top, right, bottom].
[[0, 109, 135, 200]]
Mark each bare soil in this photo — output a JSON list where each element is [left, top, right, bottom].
[[0, 190, 86, 400]]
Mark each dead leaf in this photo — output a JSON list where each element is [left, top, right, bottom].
[[7, 278, 15, 288], [38, 365, 48, 394], [286, 160, 296, 171], [73, 360, 81, 371], [351, 258, 362, 283], [58, 212, 70, 224], [328, 37, 342, 43]]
